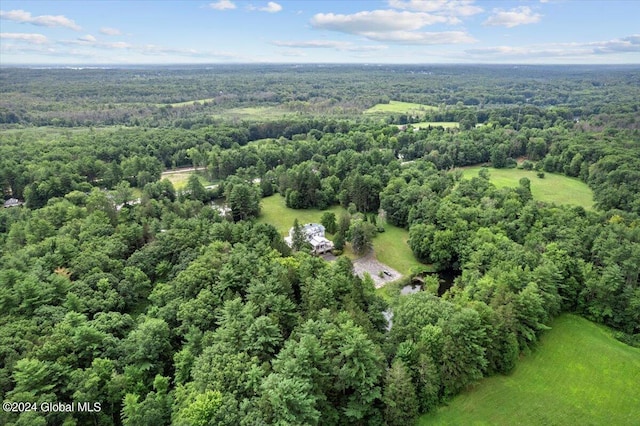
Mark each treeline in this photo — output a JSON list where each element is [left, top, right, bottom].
[[2, 65, 639, 126]]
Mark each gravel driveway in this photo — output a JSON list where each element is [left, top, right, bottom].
[[352, 251, 402, 288]]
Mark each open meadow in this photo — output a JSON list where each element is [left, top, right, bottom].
[[462, 166, 594, 210], [160, 168, 215, 190], [419, 314, 640, 425], [410, 121, 459, 129], [211, 106, 299, 121], [364, 100, 438, 115]]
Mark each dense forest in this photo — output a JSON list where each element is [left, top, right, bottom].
[[1, 65, 639, 425]]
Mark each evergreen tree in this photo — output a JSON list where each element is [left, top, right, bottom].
[[291, 219, 309, 252], [320, 212, 337, 234], [185, 174, 207, 202], [349, 220, 376, 255], [383, 359, 419, 426]]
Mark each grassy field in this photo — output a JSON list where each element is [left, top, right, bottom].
[[211, 106, 298, 121], [462, 166, 594, 210], [257, 195, 345, 236], [410, 121, 459, 129], [375, 224, 425, 275], [159, 98, 216, 107], [419, 314, 640, 425], [257, 195, 424, 275], [364, 101, 438, 115], [160, 170, 215, 190]]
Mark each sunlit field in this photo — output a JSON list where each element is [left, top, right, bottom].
[[419, 314, 640, 425], [462, 166, 594, 210]]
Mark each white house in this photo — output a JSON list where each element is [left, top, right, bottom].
[[3, 198, 23, 208], [285, 223, 334, 255]]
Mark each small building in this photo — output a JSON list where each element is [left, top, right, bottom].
[[285, 223, 334, 255], [3, 198, 23, 208]]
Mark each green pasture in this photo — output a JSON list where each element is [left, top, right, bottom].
[[410, 121, 459, 129], [419, 314, 640, 425], [257, 195, 423, 275], [364, 101, 438, 115], [462, 166, 594, 210], [160, 170, 214, 190], [211, 106, 298, 121]]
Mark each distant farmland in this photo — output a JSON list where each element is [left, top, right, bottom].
[[364, 100, 438, 115], [409, 121, 459, 129]]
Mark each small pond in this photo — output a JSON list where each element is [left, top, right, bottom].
[[400, 268, 461, 297]]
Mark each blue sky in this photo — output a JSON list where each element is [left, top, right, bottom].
[[1, 0, 638, 64]]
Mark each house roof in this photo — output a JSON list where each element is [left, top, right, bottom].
[[3, 198, 23, 208], [309, 235, 332, 248], [302, 223, 325, 234]]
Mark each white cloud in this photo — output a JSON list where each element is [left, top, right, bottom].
[[248, 2, 283, 13], [0, 32, 49, 44], [100, 27, 122, 36], [362, 30, 475, 44], [311, 10, 448, 33], [272, 40, 388, 51], [388, 0, 483, 17], [310, 9, 475, 45], [262, 2, 283, 13], [273, 40, 350, 49], [590, 34, 640, 54], [57, 36, 240, 59], [78, 34, 97, 43], [484, 6, 542, 28], [345, 44, 389, 52], [280, 50, 307, 57], [208, 0, 236, 11], [0, 9, 81, 30], [105, 41, 132, 49], [466, 34, 640, 60]]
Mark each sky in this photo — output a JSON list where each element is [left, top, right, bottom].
[[1, 0, 639, 65]]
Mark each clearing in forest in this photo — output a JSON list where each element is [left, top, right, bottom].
[[257, 195, 423, 276], [409, 121, 459, 129], [211, 106, 297, 121], [160, 168, 215, 190], [418, 314, 640, 425], [462, 166, 594, 210], [364, 100, 438, 115], [159, 98, 216, 107]]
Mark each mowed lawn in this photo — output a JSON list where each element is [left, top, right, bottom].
[[161, 170, 214, 190], [463, 166, 594, 210], [364, 101, 438, 115], [375, 224, 425, 275], [257, 195, 424, 275], [418, 314, 640, 426]]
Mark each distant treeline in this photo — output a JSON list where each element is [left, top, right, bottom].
[[1, 65, 639, 126]]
